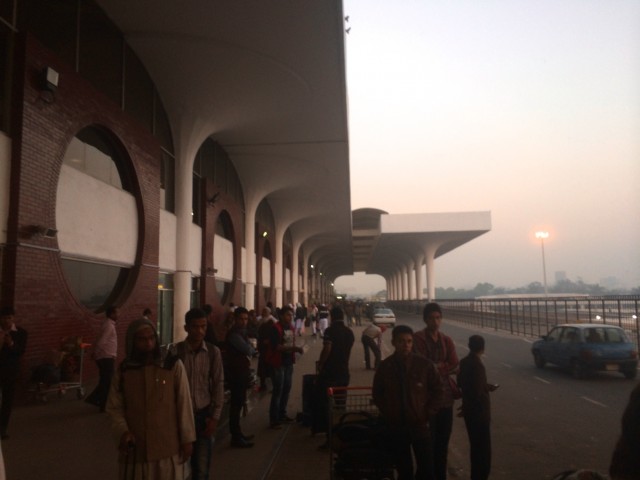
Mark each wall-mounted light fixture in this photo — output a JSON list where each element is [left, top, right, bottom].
[[262, 231, 268, 238], [26, 225, 58, 239], [41, 67, 59, 92], [206, 267, 218, 276], [207, 192, 220, 206]]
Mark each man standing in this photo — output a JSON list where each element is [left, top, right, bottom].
[[313, 306, 354, 438], [0, 307, 27, 439], [413, 302, 459, 480], [167, 308, 224, 480], [457, 335, 496, 480], [265, 305, 303, 429], [373, 325, 443, 480], [317, 304, 330, 338], [86, 306, 118, 412], [225, 307, 257, 448], [106, 318, 195, 480]]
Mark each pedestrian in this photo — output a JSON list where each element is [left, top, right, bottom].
[[166, 308, 224, 480], [86, 306, 118, 412], [106, 318, 195, 479], [256, 307, 276, 392], [456, 335, 497, 480], [264, 305, 303, 429], [413, 302, 459, 480], [609, 382, 640, 480], [317, 304, 330, 338], [224, 307, 257, 448], [0, 307, 27, 439], [294, 303, 306, 337], [361, 321, 385, 370], [373, 325, 443, 480], [313, 306, 354, 441]]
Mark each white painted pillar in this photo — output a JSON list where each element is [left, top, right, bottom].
[[394, 272, 400, 301], [407, 261, 415, 300], [244, 201, 260, 311], [414, 254, 424, 300], [291, 239, 301, 305], [273, 227, 285, 308], [173, 153, 194, 342], [302, 250, 310, 306], [424, 245, 438, 301], [400, 267, 407, 300]]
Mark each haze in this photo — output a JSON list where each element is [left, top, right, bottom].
[[336, 0, 640, 296]]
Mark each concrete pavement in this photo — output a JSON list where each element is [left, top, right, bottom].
[[1, 319, 472, 480]]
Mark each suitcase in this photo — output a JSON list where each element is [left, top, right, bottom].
[[299, 373, 316, 427]]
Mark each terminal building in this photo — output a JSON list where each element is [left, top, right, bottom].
[[0, 1, 490, 370]]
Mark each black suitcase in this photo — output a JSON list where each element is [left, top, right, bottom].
[[298, 373, 316, 427]]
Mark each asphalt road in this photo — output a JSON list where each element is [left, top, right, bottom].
[[396, 310, 638, 479]]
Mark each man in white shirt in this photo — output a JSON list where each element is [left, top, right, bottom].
[[86, 306, 118, 411]]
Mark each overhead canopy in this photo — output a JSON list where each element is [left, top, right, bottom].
[[97, 0, 353, 278]]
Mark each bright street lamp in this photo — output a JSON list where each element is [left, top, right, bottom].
[[535, 231, 549, 296]]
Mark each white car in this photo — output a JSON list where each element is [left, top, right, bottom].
[[372, 308, 396, 326]]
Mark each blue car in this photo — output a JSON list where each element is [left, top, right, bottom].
[[531, 324, 638, 379]]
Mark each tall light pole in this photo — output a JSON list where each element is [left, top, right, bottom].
[[535, 231, 549, 296]]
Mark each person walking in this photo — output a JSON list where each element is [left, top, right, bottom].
[[86, 306, 118, 412], [373, 325, 443, 480], [166, 308, 224, 480], [457, 335, 497, 480], [413, 302, 459, 480]]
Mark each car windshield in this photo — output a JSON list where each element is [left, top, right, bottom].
[[375, 309, 393, 315]]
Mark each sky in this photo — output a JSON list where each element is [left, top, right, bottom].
[[335, 0, 640, 296]]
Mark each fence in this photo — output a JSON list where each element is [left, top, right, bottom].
[[388, 296, 640, 348]]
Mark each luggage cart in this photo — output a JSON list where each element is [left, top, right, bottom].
[[327, 386, 394, 480], [30, 337, 90, 402]]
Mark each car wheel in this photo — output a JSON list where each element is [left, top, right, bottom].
[[533, 351, 545, 369], [571, 359, 586, 379], [622, 368, 638, 380]]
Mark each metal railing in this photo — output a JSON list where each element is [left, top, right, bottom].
[[388, 296, 640, 348]]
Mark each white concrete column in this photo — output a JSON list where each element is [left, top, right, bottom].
[[400, 266, 408, 300], [407, 261, 415, 300], [394, 272, 400, 301], [387, 276, 394, 300], [424, 245, 438, 301], [291, 239, 302, 305], [173, 153, 195, 342], [273, 227, 285, 308], [244, 201, 260, 311], [302, 250, 310, 306], [414, 254, 424, 300]]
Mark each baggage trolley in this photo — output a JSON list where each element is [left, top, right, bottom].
[[328, 386, 394, 480], [30, 337, 90, 402]]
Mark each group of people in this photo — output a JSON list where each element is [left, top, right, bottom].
[[372, 302, 496, 480]]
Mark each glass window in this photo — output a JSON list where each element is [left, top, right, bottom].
[[160, 151, 175, 212], [61, 258, 129, 312], [63, 127, 128, 190], [546, 327, 561, 342], [157, 273, 174, 346], [18, 0, 77, 68], [124, 45, 153, 131], [78, 2, 123, 106]]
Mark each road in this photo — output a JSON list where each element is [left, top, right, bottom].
[[394, 310, 637, 479]]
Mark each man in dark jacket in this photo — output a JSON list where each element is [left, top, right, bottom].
[[373, 325, 443, 480], [0, 307, 28, 439], [457, 335, 497, 480]]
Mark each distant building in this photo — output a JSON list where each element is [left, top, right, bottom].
[[555, 271, 567, 283]]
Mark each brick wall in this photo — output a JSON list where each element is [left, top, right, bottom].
[[3, 33, 162, 388]]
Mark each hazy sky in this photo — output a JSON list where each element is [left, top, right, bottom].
[[336, 0, 640, 295]]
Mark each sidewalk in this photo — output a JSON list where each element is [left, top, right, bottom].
[[1, 322, 471, 479]]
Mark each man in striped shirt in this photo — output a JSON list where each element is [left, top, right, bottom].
[[168, 308, 224, 480]]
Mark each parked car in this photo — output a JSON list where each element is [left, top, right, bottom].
[[372, 308, 396, 326], [531, 324, 638, 379]]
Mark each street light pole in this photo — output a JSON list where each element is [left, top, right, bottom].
[[535, 231, 549, 296]]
